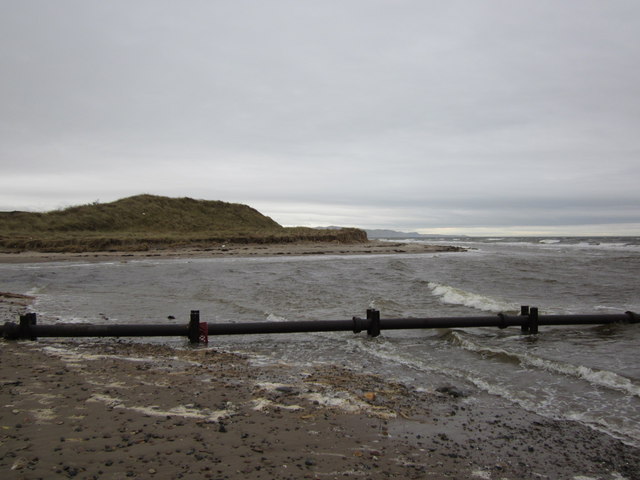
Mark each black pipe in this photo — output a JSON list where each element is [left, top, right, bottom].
[[207, 319, 356, 335], [34, 324, 188, 338], [536, 313, 636, 326], [2, 309, 638, 342], [379, 316, 519, 330], [376, 313, 638, 330]]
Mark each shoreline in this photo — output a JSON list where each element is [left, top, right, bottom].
[[0, 240, 465, 264], [2, 299, 639, 479]]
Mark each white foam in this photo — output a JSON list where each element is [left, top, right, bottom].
[[251, 398, 303, 411], [41, 345, 156, 364], [255, 382, 293, 392], [87, 394, 235, 421], [266, 313, 288, 322], [350, 336, 640, 447], [352, 338, 541, 411], [565, 410, 640, 450], [428, 282, 517, 313], [301, 392, 370, 413], [471, 470, 492, 479], [611, 473, 630, 480], [25, 287, 44, 295], [30, 408, 57, 423], [449, 332, 640, 398]]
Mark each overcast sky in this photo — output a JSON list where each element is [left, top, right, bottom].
[[1, 1, 639, 235]]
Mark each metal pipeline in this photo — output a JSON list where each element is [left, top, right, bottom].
[[207, 319, 356, 335], [33, 324, 188, 338], [2, 308, 638, 343]]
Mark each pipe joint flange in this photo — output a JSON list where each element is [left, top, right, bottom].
[[352, 316, 365, 334]]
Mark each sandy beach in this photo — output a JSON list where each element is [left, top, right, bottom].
[[2, 291, 639, 480], [0, 240, 465, 264]]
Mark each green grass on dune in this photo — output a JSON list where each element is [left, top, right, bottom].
[[0, 194, 367, 252]]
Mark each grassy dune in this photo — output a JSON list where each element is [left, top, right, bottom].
[[0, 195, 367, 252]]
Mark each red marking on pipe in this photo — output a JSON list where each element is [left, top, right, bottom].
[[199, 322, 208, 344]]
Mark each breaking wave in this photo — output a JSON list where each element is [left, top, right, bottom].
[[265, 313, 288, 322], [428, 282, 517, 313], [448, 331, 640, 397]]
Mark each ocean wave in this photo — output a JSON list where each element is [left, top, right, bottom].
[[266, 313, 288, 322], [25, 286, 45, 295], [445, 237, 640, 252], [349, 336, 640, 446], [267, 331, 640, 446], [427, 282, 517, 313], [448, 331, 640, 397], [564, 410, 640, 448], [348, 338, 541, 408], [367, 297, 403, 312]]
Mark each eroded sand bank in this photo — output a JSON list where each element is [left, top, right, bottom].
[[0, 240, 465, 264]]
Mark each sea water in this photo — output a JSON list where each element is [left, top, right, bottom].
[[1, 237, 639, 446]]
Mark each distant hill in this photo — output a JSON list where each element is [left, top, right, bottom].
[[366, 229, 425, 239], [0, 195, 367, 252], [318, 227, 425, 238], [365, 229, 466, 239], [317, 227, 462, 239]]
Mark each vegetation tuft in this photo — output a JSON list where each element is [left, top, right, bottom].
[[0, 194, 367, 252]]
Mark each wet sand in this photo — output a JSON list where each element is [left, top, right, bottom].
[[2, 290, 640, 479], [0, 240, 465, 264]]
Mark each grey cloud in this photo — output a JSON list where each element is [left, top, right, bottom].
[[1, 1, 639, 234]]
